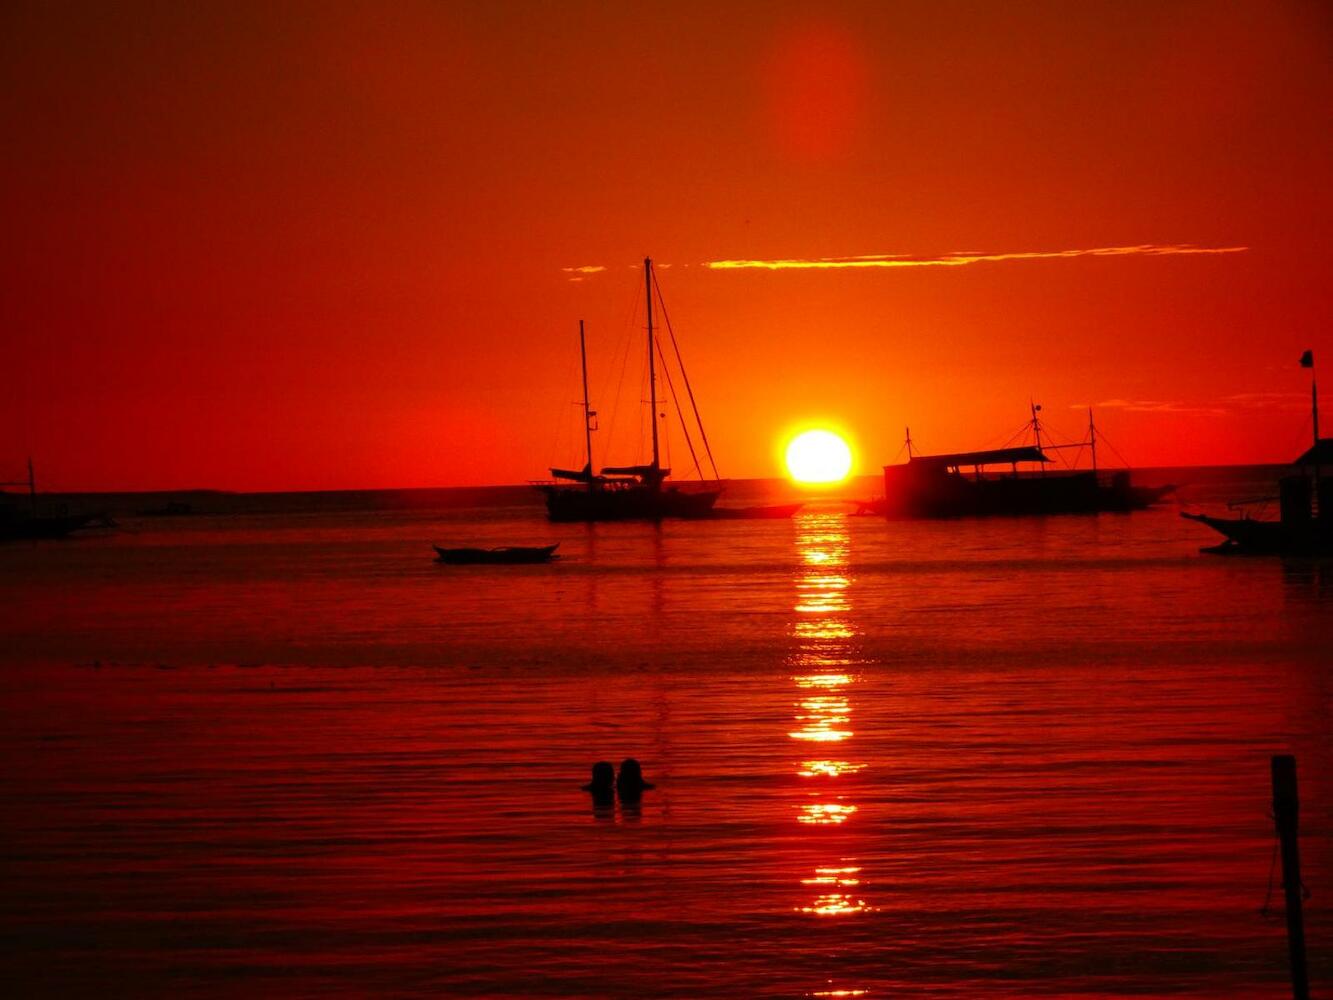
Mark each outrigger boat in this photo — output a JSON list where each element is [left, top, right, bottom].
[[875, 406, 1174, 518], [538, 258, 723, 522], [1182, 352, 1331, 555], [433, 543, 559, 565]]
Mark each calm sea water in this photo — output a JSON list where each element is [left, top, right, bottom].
[[1, 470, 1328, 998]]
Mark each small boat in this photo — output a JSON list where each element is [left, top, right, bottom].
[[136, 500, 195, 517], [1, 459, 108, 541], [1183, 353, 1330, 556], [433, 543, 559, 565], [1, 509, 104, 540], [706, 503, 804, 519], [878, 408, 1174, 518], [537, 259, 724, 522]]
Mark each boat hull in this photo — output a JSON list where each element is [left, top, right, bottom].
[[879, 468, 1173, 519], [0, 512, 102, 540], [705, 503, 804, 520], [433, 543, 559, 565], [542, 485, 720, 523], [1180, 512, 1333, 556]]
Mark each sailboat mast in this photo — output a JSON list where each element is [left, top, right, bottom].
[[645, 257, 661, 488], [1088, 408, 1098, 473], [579, 319, 594, 492]]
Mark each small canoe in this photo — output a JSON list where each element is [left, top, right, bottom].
[[433, 543, 559, 565], [706, 503, 804, 520]]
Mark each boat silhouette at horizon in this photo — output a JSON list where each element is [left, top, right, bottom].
[[537, 257, 724, 523], [1182, 350, 1330, 555], [869, 405, 1175, 518]]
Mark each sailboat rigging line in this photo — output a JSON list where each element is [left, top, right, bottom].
[[596, 280, 642, 470], [654, 337, 705, 480], [605, 313, 635, 466], [651, 267, 722, 481], [1095, 430, 1133, 470]]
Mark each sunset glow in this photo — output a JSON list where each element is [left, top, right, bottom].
[[785, 430, 853, 485], [5, 5, 1332, 998]]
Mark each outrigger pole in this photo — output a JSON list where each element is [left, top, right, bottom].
[[1031, 401, 1045, 477], [1088, 408, 1098, 473]]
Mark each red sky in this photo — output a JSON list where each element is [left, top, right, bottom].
[[3, 1, 1330, 491]]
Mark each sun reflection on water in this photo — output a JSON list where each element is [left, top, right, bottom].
[[788, 511, 870, 920], [798, 802, 858, 825]]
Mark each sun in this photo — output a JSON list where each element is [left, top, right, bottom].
[[785, 429, 853, 485]]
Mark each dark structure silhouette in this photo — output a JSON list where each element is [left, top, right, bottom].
[[1270, 755, 1309, 1000], [615, 758, 655, 802]]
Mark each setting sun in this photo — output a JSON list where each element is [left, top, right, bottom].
[[785, 430, 853, 485]]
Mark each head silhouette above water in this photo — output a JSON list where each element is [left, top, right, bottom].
[[582, 761, 615, 797], [616, 758, 655, 799]]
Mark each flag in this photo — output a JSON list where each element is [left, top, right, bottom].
[[1300, 349, 1314, 368]]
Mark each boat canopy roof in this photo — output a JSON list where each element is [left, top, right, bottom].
[[892, 446, 1051, 470], [1293, 438, 1333, 468]]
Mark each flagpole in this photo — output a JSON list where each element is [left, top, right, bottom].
[[1300, 350, 1318, 446], [1301, 350, 1320, 521]]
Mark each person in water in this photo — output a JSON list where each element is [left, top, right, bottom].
[[582, 761, 615, 804], [615, 758, 655, 802]]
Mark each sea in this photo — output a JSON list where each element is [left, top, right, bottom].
[[1, 467, 1328, 998]]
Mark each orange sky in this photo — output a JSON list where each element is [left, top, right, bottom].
[[3, 1, 1330, 491]]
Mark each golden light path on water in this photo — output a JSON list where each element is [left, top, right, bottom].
[[788, 511, 872, 941]]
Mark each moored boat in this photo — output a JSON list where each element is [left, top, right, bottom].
[[878, 408, 1173, 518], [433, 543, 559, 565], [1, 459, 108, 540], [706, 503, 804, 519], [1182, 352, 1330, 556], [538, 258, 723, 522]]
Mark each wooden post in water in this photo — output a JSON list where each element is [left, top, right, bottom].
[[1270, 754, 1309, 1000]]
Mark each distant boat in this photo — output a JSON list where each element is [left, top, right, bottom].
[[433, 543, 560, 565], [135, 500, 195, 517], [0, 459, 107, 541], [1183, 357, 1330, 555], [706, 503, 804, 519], [538, 258, 723, 522], [1, 508, 102, 540], [876, 407, 1174, 518]]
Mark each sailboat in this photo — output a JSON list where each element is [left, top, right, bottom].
[[539, 258, 723, 522]]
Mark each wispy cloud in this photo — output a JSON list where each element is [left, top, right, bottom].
[[1078, 398, 1230, 417], [561, 264, 607, 283], [704, 244, 1248, 271], [1224, 391, 1309, 411]]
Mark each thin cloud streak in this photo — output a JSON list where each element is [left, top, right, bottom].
[[1076, 398, 1231, 417], [704, 244, 1248, 271]]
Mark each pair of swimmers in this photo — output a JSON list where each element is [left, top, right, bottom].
[[582, 758, 654, 803]]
